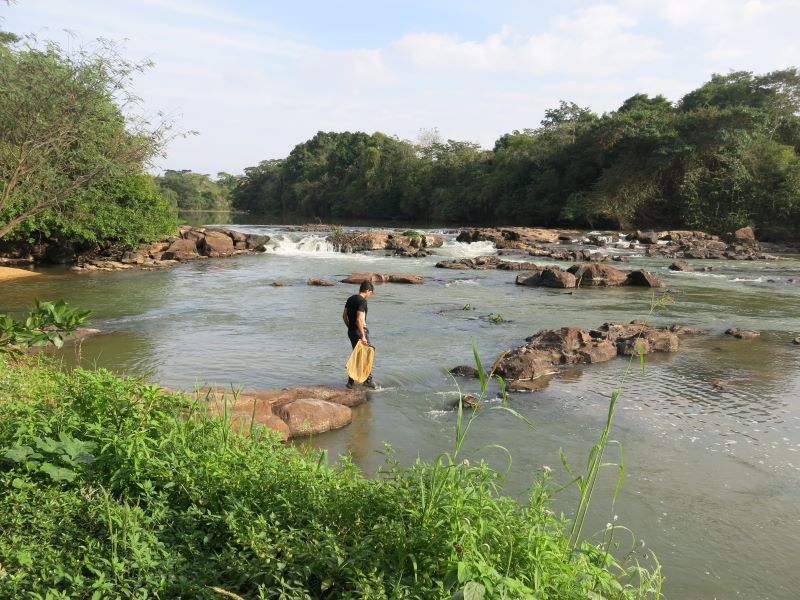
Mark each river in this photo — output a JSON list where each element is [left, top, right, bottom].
[[2, 223, 800, 599]]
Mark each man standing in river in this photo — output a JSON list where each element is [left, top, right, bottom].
[[343, 280, 377, 389]]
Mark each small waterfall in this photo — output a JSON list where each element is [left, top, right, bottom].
[[436, 240, 497, 258], [265, 234, 339, 256]]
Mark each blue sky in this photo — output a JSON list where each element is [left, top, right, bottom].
[[3, 1, 799, 175]]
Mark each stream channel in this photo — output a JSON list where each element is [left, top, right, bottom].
[[3, 223, 800, 599]]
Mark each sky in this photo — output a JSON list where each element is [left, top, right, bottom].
[[3, 0, 800, 175]]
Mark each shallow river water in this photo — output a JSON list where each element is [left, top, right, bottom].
[[3, 225, 800, 599]]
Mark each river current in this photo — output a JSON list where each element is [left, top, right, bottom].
[[2, 224, 800, 599]]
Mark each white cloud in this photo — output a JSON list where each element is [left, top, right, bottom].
[[395, 4, 664, 77]]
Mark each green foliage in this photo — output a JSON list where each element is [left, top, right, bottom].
[[0, 36, 170, 241], [482, 313, 506, 324], [0, 357, 661, 599], [12, 174, 178, 248], [231, 69, 800, 239], [155, 169, 234, 211], [0, 300, 91, 356]]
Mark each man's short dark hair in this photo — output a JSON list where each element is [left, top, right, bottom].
[[359, 281, 374, 293]]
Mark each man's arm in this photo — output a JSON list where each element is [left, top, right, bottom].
[[342, 307, 349, 327], [356, 310, 368, 344]]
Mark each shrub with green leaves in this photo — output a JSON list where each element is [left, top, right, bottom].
[[0, 356, 662, 599], [0, 300, 90, 356]]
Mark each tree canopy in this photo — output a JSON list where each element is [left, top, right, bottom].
[[0, 36, 173, 243], [154, 170, 233, 211], [232, 68, 800, 239]]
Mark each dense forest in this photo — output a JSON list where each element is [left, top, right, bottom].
[[232, 69, 800, 240], [154, 170, 235, 211]]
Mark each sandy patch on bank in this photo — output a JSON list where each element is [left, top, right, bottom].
[[0, 266, 41, 282]]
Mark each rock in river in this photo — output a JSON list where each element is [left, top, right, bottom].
[[489, 321, 688, 390], [725, 328, 761, 339], [516, 267, 576, 288]]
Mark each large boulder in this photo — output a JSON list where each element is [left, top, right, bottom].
[[516, 268, 576, 288], [568, 263, 628, 287], [490, 321, 689, 390], [457, 227, 560, 249], [201, 231, 234, 257], [669, 261, 692, 272], [388, 274, 424, 284], [162, 238, 200, 261], [496, 261, 543, 271], [625, 270, 665, 287], [435, 256, 502, 270], [246, 234, 270, 250], [595, 322, 679, 353], [330, 231, 391, 252], [276, 399, 352, 437], [729, 226, 756, 246], [341, 272, 389, 284], [284, 385, 368, 408], [635, 230, 662, 244], [308, 278, 335, 286]]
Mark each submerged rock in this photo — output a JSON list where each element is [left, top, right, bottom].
[[725, 328, 760, 339], [449, 365, 481, 378], [307, 278, 335, 286]]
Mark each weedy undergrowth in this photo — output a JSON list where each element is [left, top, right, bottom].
[[0, 298, 667, 599]]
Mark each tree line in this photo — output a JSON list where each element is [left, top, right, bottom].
[[233, 70, 800, 240], [0, 32, 235, 249], [2, 23, 798, 246]]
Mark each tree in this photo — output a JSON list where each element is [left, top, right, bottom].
[[155, 170, 232, 210], [0, 36, 170, 240]]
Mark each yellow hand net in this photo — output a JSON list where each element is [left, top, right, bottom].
[[346, 341, 375, 383]]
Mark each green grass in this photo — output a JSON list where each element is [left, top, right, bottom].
[[0, 356, 662, 599]]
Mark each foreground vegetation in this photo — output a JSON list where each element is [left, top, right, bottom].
[[0, 354, 662, 598], [233, 69, 800, 240]]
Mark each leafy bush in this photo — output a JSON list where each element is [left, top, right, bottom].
[[0, 300, 90, 356], [0, 359, 662, 599], [12, 174, 178, 249]]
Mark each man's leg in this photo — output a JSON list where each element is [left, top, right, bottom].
[[346, 330, 359, 388], [362, 328, 377, 388]]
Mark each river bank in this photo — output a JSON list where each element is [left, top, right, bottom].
[[0, 357, 661, 598], [0, 266, 41, 282]]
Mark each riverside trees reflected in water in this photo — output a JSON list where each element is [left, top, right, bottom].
[[3, 226, 800, 598]]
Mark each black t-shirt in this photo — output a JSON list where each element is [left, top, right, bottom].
[[345, 294, 368, 332]]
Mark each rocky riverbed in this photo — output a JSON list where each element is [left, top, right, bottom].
[[0, 225, 270, 272]]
